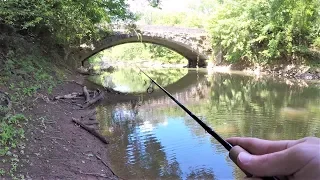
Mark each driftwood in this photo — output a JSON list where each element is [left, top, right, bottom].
[[84, 121, 99, 125], [72, 118, 108, 144], [53, 91, 96, 100], [81, 90, 104, 109], [95, 154, 120, 178], [83, 86, 90, 102], [81, 110, 97, 119], [54, 92, 83, 100], [54, 87, 104, 108]]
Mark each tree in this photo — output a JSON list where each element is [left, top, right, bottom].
[[0, 0, 134, 46], [206, 0, 320, 63]]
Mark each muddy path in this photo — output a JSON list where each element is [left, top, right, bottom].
[[18, 75, 132, 180]]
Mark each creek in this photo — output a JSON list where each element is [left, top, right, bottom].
[[88, 68, 320, 179]]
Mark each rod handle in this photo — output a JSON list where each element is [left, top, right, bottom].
[[229, 146, 279, 180], [229, 145, 253, 177]]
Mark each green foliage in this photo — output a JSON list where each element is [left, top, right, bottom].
[[206, 0, 320, 63], [0, 114, 26, 154], [0, 0, 134, 46], [140, 10, 205, 28], [2, 49, 58, 100], [0, 168, 4, 176], [313, 37, 320, 49]]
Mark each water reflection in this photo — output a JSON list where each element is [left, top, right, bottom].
[[96, 70, 320, 180], [88, 68, 188, 93]]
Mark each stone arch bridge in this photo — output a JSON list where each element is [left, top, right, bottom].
[[70, 25, 213, 68]]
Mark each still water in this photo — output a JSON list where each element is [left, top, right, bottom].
[[91, 68, 320, 180]]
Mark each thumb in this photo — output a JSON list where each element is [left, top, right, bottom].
[[237, 150, 295, 177]]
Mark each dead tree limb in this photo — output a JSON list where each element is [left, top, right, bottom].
[[54, 91, 95, 100], [81, 90, 104, 109], [95, 154, 120, 178], [84, 121, 99, 125], [54, 92, 83, 100], [79, 172, 108, 178], [83, 86, 90, 102], [72, 118, 108, 144]]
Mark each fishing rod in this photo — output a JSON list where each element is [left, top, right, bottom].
[[138, 67, 279, 180]]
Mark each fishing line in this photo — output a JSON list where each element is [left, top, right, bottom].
[[137, 67, 279, 180]]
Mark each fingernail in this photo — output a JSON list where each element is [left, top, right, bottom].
[[238, 152, 252, 164]]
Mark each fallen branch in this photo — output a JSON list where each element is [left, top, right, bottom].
[[95, 154, 120, 178], [79, 171, 108, 178], [54, 91, 95, 100], [72, 118, 108, 144], [83, 86, 90, 102], [54, 92, 83, 100], [81, 110, 96, 119], [81, 90, 104, 109], [84, 121, 99, 125]]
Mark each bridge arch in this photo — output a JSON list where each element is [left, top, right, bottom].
[[80, 33, 209, 68]]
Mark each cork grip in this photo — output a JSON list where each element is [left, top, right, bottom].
[[229, 145, 253, 178]]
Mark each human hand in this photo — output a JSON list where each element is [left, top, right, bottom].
[[226, 137, 320, 180]]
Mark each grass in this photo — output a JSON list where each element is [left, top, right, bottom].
[[0, 35, 65, 178], [0, 114, 26, 178]]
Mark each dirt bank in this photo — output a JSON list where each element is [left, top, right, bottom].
[[16, 74, 133, 179], [209, 63, 320, 81]]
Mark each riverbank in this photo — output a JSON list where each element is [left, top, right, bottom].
[[18, 74, 125, 179], [208, 62, 320, 81], [0, 31, 318, 179], [1, 72, 127, 179], [0, 30, 123, 179]]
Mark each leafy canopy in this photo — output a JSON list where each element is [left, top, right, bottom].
[[0, 0, 134, 46], [206, 0, 320, 63]]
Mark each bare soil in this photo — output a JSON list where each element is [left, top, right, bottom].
[[17, 74, 133, 180]]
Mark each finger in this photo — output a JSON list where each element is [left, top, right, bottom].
[[243, 178, 262, 180], [226, 137, 300, 155], [236, 148, 303, 177]]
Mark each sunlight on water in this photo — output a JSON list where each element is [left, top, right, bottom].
[[94, 69, 320, 180]]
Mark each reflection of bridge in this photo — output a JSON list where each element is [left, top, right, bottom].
[[68, 25, 213, 68], [111, 79, 211, 116], [140, 80, 210, 110], [141, 69, 207, 98], [107, 79, 211, 124]]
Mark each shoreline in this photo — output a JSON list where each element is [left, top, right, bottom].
[[15, 74, 123, 179], [207, 63, 320, 81], [5, 62, 319, 179]]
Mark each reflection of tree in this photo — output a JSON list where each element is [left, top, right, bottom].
[[186, 168, 215, 180], [95, 72, 320, 180], [89, 68, 188, 93], [96, 105, 183, 179]]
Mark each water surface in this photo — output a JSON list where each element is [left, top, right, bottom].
[[92, 68, 320, 180]]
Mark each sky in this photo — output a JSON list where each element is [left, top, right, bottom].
[[129, 0, 196, 12]]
